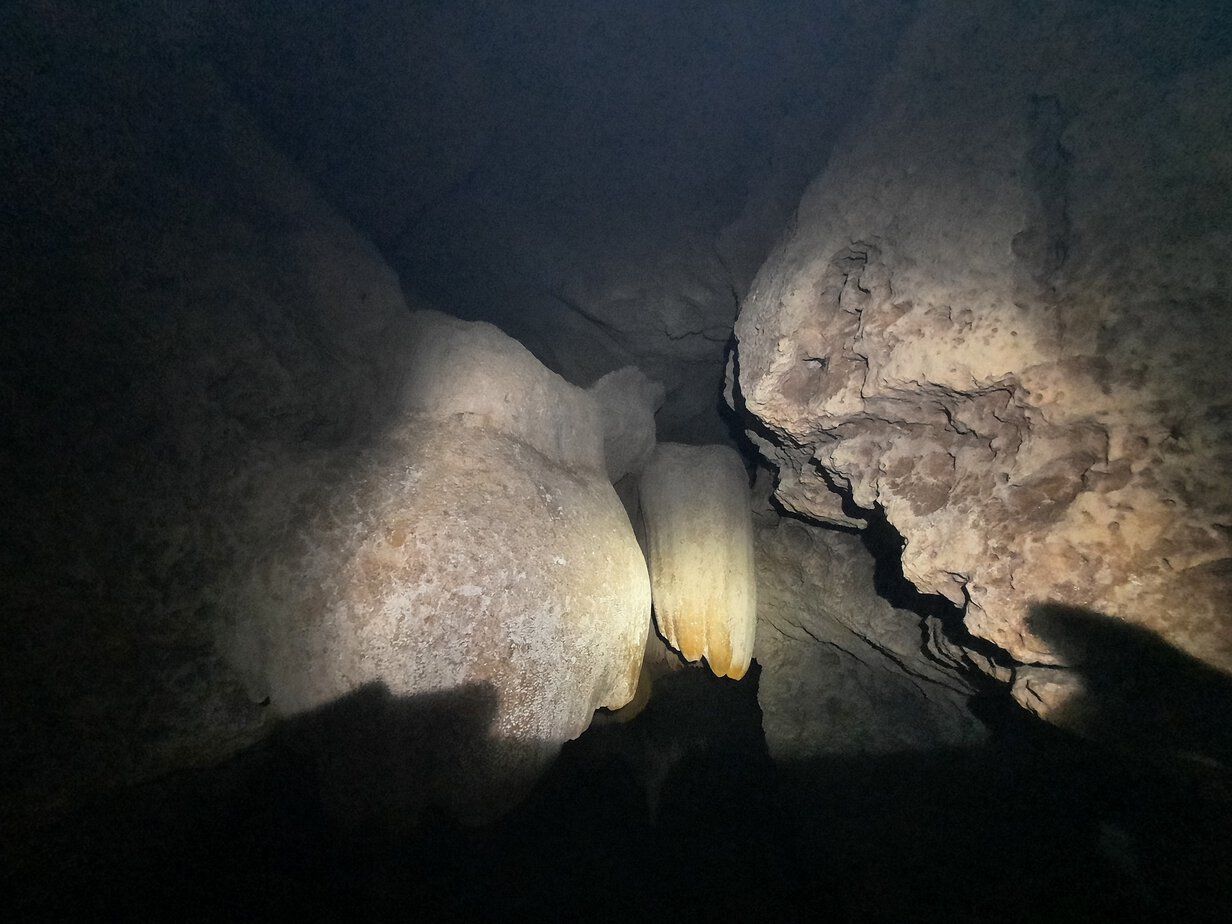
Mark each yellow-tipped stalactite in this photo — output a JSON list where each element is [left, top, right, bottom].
[[638, 443, 756, 679]]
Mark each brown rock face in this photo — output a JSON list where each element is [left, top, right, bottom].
[[732, 0, 1232, 721]]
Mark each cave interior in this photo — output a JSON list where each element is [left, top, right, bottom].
[[3, 1, 1231, 921]]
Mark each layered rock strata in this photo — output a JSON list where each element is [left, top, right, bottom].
[[755, 513, 985, 759]]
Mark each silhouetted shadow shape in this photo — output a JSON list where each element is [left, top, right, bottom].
[[4, 681, 540, 919], [1028, 602, 1232, 769], [1020, 603, 1232, 921]]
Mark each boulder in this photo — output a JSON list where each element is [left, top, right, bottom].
[[2, 13, 418, 820], [731, 0, 1232, 726], [588, 366, 666, 482], [226, 312, 652, 825], [638, 443, 756, 680]]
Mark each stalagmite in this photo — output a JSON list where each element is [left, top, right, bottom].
[[638, 443, 756, 680]]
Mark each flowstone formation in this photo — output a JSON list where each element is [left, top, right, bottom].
[[227, 312, 652, 826], [639, 443, 757, 680], [731, 0, 1232, 734], [2, 11, 649, 829]]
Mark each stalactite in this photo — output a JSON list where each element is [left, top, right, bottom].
[[638, 443, 756, 679]]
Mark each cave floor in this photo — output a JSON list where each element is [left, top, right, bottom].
[[5, 669, 1230, 923]]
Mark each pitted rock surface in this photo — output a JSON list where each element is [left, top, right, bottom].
[[732, 0, 1232, 720]]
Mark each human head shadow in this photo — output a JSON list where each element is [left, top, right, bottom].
[[269, 679, 542, 840], [4, 679, 558, 918], [1028, 602, 1232, 770]]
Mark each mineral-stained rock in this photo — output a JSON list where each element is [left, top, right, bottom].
[[731, 0, 1232, 721], [755, 513, 985, 759], [638, 443, 756, 679], [588, 366, 666, 482]]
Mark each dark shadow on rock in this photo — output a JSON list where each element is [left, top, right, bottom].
[[1028, 602, 1232, 770], [718, 337, 765, 471], [5, 667, 1232, 922], [2, 681, 518, 920]]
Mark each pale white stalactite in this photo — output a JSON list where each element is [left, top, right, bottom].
[[638, 443, 757, 680]]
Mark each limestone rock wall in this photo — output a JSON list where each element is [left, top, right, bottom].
[[2, 8, 411, 819], [588, 366, 667, 482], [638, 444, 757, 680], [732, 0, 1232, 724]]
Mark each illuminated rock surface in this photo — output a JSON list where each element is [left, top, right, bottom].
[[639, 443, 757, 679], [228, 311, 651, 824], [732, 0, 1232, 728], [1, 20, 648, 827], [6, 4, 1232, 921]]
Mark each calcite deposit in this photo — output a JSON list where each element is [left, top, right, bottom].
[[638, 443, 757, 680], [732, 0, 1232, 724], [225, 312, 652, 825], [1, 23, 650, 827]]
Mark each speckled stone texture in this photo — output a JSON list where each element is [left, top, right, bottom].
[[731, 0, 1232, 725], [225, 312, 652, 825]]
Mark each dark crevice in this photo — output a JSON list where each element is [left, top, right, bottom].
[[719, 337, 777, 475], [859, 507, 953, 618], [858, 504, 1018, 676]]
